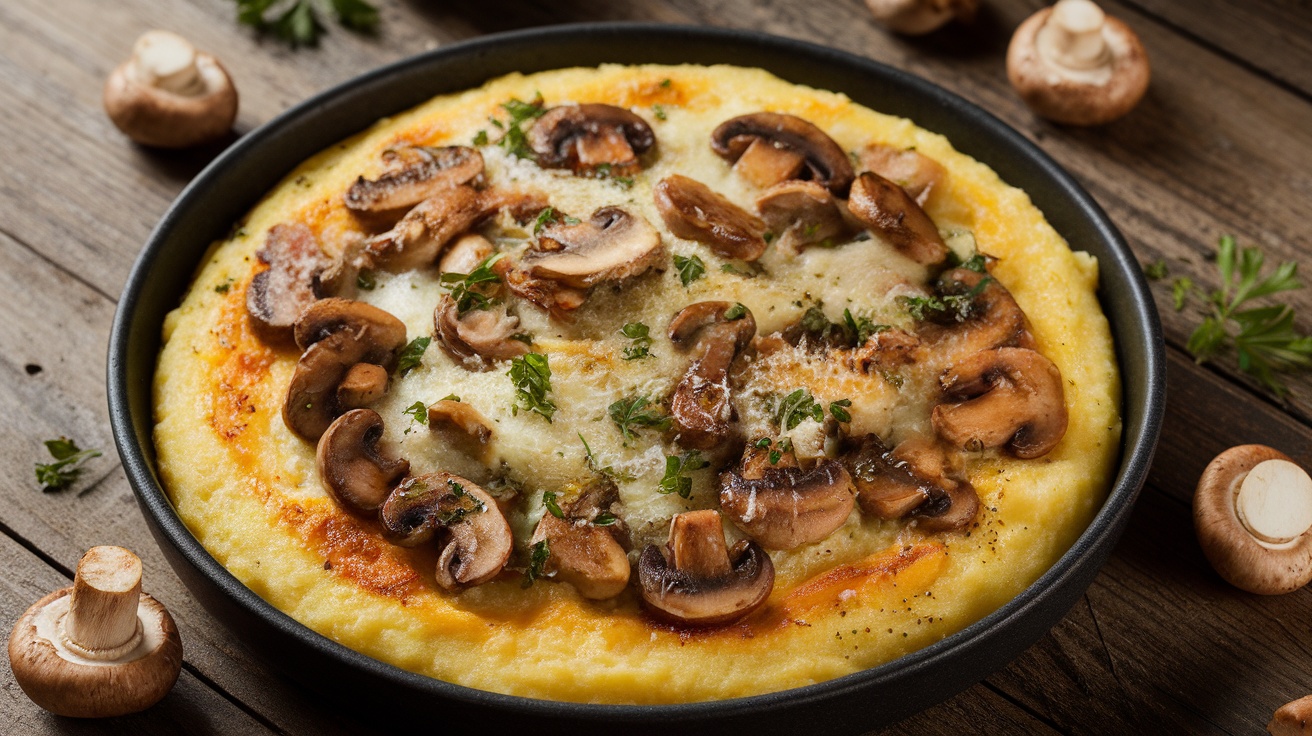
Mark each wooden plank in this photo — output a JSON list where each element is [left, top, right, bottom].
[[0, 525, 273, 734], [1125, 0, 1312, 97], [0, 230, 377, 735], [880, 684, 1060, 734]]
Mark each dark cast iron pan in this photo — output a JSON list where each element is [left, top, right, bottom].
[[108, 23, 1165, 735]]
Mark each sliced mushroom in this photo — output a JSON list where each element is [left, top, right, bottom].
[[438, 233, 496, 276], [316, 409, 410, 515], [1194, 445, 1312, 595], [857, 143, 946, 206], [434, 294, 529, 370], [915, 267, 1035, 355], [283, 299, 408, 442], [336, 363, 388, 407], [848, 171, 949, 267], [530, 486, 631, 600], [933, 347, 1068, 459], [719, 458, 856, 549], [850, 328, 921, 372], [246, 223, 327, 345], [711, 112, 855, 196], [366, 187, 546, 272], [667, 302, 757, 453], [313, 237, 373, 300], [380, 472, 513, 590], [521, 206, 664, 289], [653, 175, 767, 261], [845, 434, 978, 531], [637, 510, 774, 626], [427, 399, 495, 462], [755, 180, 854, 251], [344, 146, 484, 216], [527, 104, 656, 175]]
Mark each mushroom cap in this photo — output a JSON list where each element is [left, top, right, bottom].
[[755, 180, 854, 252], [711, 112, 855, 196], [528, 104, 656, 174], [283, 299, 408, 441], [864, 0, 978, 35], [654, 174, 767, 261], [245, 222, 327, 345], [316, 409, 410, 515], [1194, 445, 1312, 595], [719, 459, 857, 549], [531, 513, 631, 600], [103, 31, 237, 149], [1270, 694, 1312, 736], [8, 587, 182, 718], [916, 267, 1035, 355], [667, 302, 757, 453], [1006, 3, 1151, 126], [380, 473, 513, 590], [434, 294, 529, 370], [856, 143, 946, 206], [637, 510, 775, 626], [848, 171, 949, 267], [427, 399, 496, 463], [345, 145, 484, 215], [932, 347, 1068, 459], [522, 206, 664, 289], [439, 233, 496, 276]]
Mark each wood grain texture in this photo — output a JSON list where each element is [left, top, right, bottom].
[[0, 0, 1309, 733]]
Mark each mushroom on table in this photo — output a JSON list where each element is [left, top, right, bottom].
[[103, 30, 237, 148], [864, 0, 978, 35]]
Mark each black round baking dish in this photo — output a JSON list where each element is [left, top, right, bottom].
[[108, 22, 1164, 735]]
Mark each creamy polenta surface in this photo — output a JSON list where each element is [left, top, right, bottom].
[[154, 64, 1120, 702]]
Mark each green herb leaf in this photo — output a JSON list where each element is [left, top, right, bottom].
[[493, 95, 546, 159], [533, 206, 559, 235], [1172, 277, 1193, 312], [440, 394, 461, 402], [621, 322, 653, 360], [842, 308, 888, 345], [472, 130, 489, 146], [960, 253, 989, 273], [1144, 259, 1168, 281], [592, 512, 617, 526], [214, 278, 234, 294], [402, 401, 428, 432], [396, 336, 430, 376], [232, 0, 377, 48], [35, 438, 102, 492], [356, 269, 376, 291], [724, 303, 748, 321], [608, 395, 671, 441], [542, 490, 565, 519], [673, 254, 705, 287], [829, 398, 852, 423], [657, 451, 708, 499], [653, 105, 667, 121], [775, 388, 824, 431], [441, 252, 505, 315], [329, 0, 378, 29], [522, 539, 550, 588], [902, 277, 991, 322], [508, 353, 556, 421]]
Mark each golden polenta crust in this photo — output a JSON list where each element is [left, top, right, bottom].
[[154, 64, 1120, 703]]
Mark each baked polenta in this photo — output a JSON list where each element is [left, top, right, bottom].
[[154, 64, 1120, 703]]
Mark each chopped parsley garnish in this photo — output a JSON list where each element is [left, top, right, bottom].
[[902, 276, 992, 322], [35, 438, 101, 492], [592, 163, 634, 188], [492, 95, 546, 160], [592, 512, 617, 526], [402, 401, 428, 433], [395, 336, 430, 376], [829, 398, 853, 423], [659, 78, 672, 88], [620, 322, 653, 360], [533, 206, 558, 234], [508, 352, 556, 421], [724, 303, 748, 321], [843, 308, 888, 345], [653, 105, 667, 121], [440, 394, 461, 402], [441, 252, 505, 315], [673, 254, 705, 287], [1180, 235, 1312, 396], [1172, 277, 1193, 312], [472, 130, 489, 146], [775, 388, 824, 431], [657, 451, 708, 499], [356, 269, 376, 291], [510, 332, 534, 345], [214, 278, 234, 294], [232, 0, 378, 48], [1143, 259, 1168, 281], [522, 540, 551, 588], [435, 479, 485, 524], [608, 395, 671, 441], [542, 490, 565, 519]]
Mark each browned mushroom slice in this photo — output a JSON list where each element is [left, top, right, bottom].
[[720, 459, 856, 550], [379, 472, 512, 590], [427, 399, 494, 462], [366, 187, 546, 272], [344, 145, 484, 216], [521, 206, 664, 289], [850, 328, 921, 371], [653, 174, 767, 261], [527, 104, 656, 175], [667, 302, 757, 453], [336, 363, 388, 407], [848, 171, 949, 267], [438, 233, 495, 276], [434, 294, 528, 370], [843, 434, 978, 531], [529, 485, 631, 600], [316, 409, 410, 515], [498, 265, 589, 321], [711, 112, 855, 196], [755, 180, 854, 251], [637, 510, 774, 626], [857, 143, 946, 206], [313, 237, 373, 300], [915, 267, 1035, 355], [283, 298, 408, 442], [246, 222, 327, 345], [933, 347, 1068, 459]]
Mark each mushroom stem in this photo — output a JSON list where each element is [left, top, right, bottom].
[[64, 547, 144, 659], [131, 31, 204, 95], [1235, 459, 1312, 546], [1037, 0, 1111, 72]]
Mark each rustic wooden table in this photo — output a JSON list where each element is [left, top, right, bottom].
[[2, 0, 1310, 733]]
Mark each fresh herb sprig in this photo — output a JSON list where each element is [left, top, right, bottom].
[[522, 540, 550, 588], [509, 353, 556, 421], [673, 254, 705, 287], [490, 95, 546, 160], [542, 490, 565, 519], [402, 400, 428, 433], [441, 253, 505, 315], [1180, 235, 1312, 396], [232, 0, 378, 48], [396, 336, 430, 376], [620, 322, 654, 360], [901, 277, 991, 322], [843, 308, 888, 345], [775, 388, 824, 431], [578, 433, 633, 482], [608, 395, 671, 441], [35, 438, 102, 492], [657, 451, 708, 499]]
